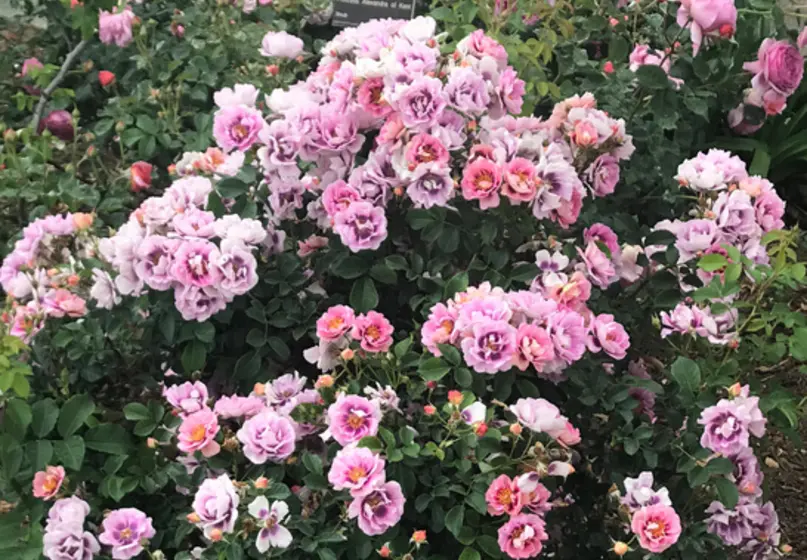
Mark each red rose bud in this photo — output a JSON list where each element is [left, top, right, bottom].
[[266, 64, 280, 76], [39, 110, 75, 141], [425, 380, 437, 390], [98, 70, 115, 87], [129, 161, 153, 192], [474, 422, 488, 436], [377, 544, 391, 558], [603, 61, 615, 74], [719, 24, 734, 38], [423, 404, 437, 416]]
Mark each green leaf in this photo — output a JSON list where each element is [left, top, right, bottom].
[[609, 36, 629, 61], [216, 177, 249, 198], [123, 403, 151, 421], [57, 394, 95, 439], [332, 256, 369, 279], [454, 367, 473, 388], [84, 424, 133, 455], [687, 466, 710, 487], [698, 253, 727, 272], [749, 148, 771, 176], [418, 357, 451, 381], [635, 64, 671, 89], [350, 277, 378, 313], [302, 453, 323, 475], [788, 328, 807, 361], [181, 340, 207, 373], [444, 272, 469, 299], [459, 549, 481, 560], [445, 505, 465, 536], [356, 436, 383, 451], [267, 337, 290, 362], [26, 440, 53, 471], [670, 357, 701, 394], [195, 322, 216, 343], [707, 457, 735, 476], [234, 351, 261, 379], [714, 477, 739, 509], [246, 329, 266, 348], [370, 263, 397, 285], [31, 399, 59, 438], [54, 436, 85, 470], [4, 399, 32, 440], [476, 535, 501, 558]]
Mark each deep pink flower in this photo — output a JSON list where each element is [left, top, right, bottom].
[[347, 481, 405, 536], [420, 302, 457, 356], [33, 466, 65, 500], [497, 66, 526, 116], [213, 105, 266, 152], [631, 504, 682, 553], [39, 110, 75, 141], [326, 394, 382, 446], [497, 514, 548, 559], [42, 289, 87, 318], [357, 77, 392, 118], [589, 313, 630, 360], [547, 309, 587, 364], [21, 57, 43, 77], [460, 320, 517, 374], [316, 305, 356, 342], [461, 158, 502, 210], [583, 223, 620, 256], [578, 241, 616, 288], [351, 311, 394, 353], [744, 39, 804, 97], [333, 201, 388, 252], [512, 323, 555, 371], [502, 158, 537, 203], [170, 240, 221, 288], [485, 474, 523, 516], [404, 133, 449, 168], [177, 408, 220, 457], [236, 410, 296, 464], [328, 447, 386, 497], [98, 508, 156, 560], [322, 181, 362, 218]]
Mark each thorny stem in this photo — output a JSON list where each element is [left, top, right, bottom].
[[30, 40, 89, 134]]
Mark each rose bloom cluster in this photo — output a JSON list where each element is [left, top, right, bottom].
[[97, 175, 269, 321], [618, 472, 682, 554], [729, 37, 804, 134], [0, 212, 102, 342], [421, 279, 630, 381], [303, 304, 395, 371], [163, 370, 323, 463], [207, 18, 633, 254], [38, 488, 155, 560], [653, 150, 786, 345], [699, 384, 782, 559]]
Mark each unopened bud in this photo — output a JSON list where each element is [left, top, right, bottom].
[[72, 212, 94, 230], [510, 423, 523, 436], [727, 382, 743, 397], [186, 512, 201, 524], [146, 437, 158, 449], [411, 530, 427, 544], [208, 528, 223, 542], [253, 382, 265, 396], [254, 476, 269, 489], [266, 64, 279, 76], [115, 121, 125, 133], [719, 23, 734, 38], [378, 544, 391, 558], [780, 544, 793, 554], [613, 541, 629, 556], [474, 422, 488, 437], [447, 390, 463, 406], [341, 348, 355, 361], [222, 437, 239, 452], [315, 374, 334, 389], [423, 404, 436, 416], [3, 129, 16, 143], [426, 381, 437, 390]]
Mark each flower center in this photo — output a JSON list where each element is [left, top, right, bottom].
[[120, 528, 133, 541], [347, 412, 365, 430], [366, 325, 380, 340], [497, 487, 513, 506], [646, 520, 666, 539], [190, 424, 207, 442], [233, 124, 248, 140], [475, 171, 494, 192], [43, 475, 59, 492], [440, 319, 454, 333], [348, 466, 367, 483]]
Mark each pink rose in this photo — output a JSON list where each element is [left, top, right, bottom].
[[33, 466, 65, 500], [327, 447, 386, 497], [351, 311, 394, 353], [631, 504, 682, 553], [316, 305, 356, 342], [485, 474, 523, 516], [744, 39, 804, 96], [177, 408, 220, 457], [676, 0, 737, 55]]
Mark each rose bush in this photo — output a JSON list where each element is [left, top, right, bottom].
[[1, 1, 807, 560]]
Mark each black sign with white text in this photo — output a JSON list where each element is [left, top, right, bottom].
[[332, 0, 416, 27]]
